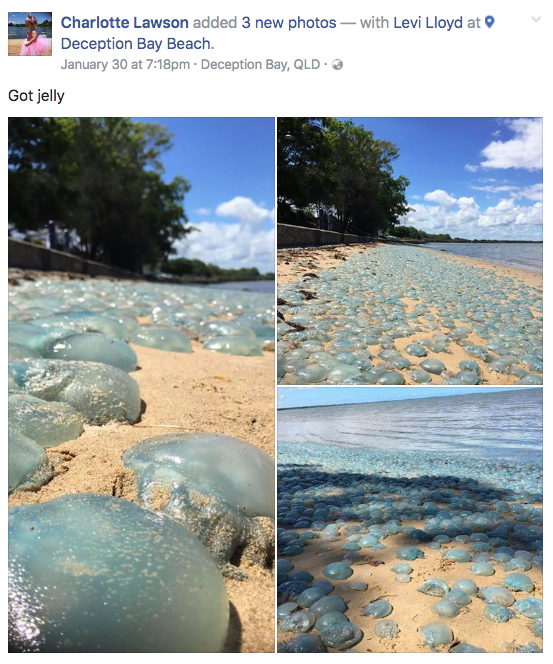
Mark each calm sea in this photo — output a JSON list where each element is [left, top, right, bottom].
[[8, 27, 53, 38], [212, 280, 274, 293], [421, 242, 543, 272], [278, 389, 542, 463]]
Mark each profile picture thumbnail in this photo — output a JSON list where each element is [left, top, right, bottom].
[[8, 12, 52, 56]]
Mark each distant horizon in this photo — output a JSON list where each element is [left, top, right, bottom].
[[277, 386, 537, 410], [415, 238, 543, 244]]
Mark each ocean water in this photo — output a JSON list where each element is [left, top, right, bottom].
[[8, 27, 53, 38], [421, 242, 543, 273], [211, 280, 274, 293], [278, 389, 542, 463]]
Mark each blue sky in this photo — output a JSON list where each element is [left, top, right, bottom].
[[344, 117, 543, 241], [133, 117, 275, 273], [8, 12, 52, 23], [278, 386, 533, 409]]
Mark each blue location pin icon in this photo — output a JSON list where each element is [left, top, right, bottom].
[[485, 16, 495, 28]]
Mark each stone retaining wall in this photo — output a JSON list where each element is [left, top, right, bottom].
[[8, 238, 138, 278], [278, 223, 375, 248]]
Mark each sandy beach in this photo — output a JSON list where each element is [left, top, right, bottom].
[[277, 243, 543, 386], [278, 515, 543, 653], [8, 37, 52, 56], [8, 276, 275, 653], [8, 39, 52, 56], [8, 39, 24, 55]]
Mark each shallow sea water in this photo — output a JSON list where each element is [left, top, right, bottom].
[[420, 243, 542, 273], [278, 389, 542, 463]]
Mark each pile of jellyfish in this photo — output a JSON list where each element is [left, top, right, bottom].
[[8, 277, 274, 493], [277, 245, 542, 385], [9, 433, 275, 652], [10, 277, 274, 365], [8, 277, 275, 652], [276, 442, 542, 653]]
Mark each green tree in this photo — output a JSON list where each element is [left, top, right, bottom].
[[8, 117, 192, 272], [277, 117, 411, 236], [161, 257, 271, 282], [277, 117, 334, 214]]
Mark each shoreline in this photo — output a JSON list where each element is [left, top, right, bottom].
[[278, 242, 542, 285], [9, 340, 275, 653], [412, 243, 542, 277], [277, 243, 543, 386]]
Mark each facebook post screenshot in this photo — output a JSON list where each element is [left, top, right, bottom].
[[6, 0, 546, 656]]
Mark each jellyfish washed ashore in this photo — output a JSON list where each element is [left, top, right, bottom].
[[277, 441, 543, 653], [277, 245, 542, 385], [8, 494, 229, 652], [8, 392, 84, 447], [123, 433, 275, 573], [8, 431, 53, 494], [9, 277, 274, 359], [9, 359, 141, 425], [8, 274, 276, 652]]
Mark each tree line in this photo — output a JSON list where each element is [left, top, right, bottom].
[[161, 257, 274, 282], [392, 226, 541, 244], [277, 117, 411, 236], [392, 225, 461, 243], [8, 117, 192, 273], [9, 21, 53, 27]]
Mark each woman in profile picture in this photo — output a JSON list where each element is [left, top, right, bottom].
[[20, 13, 51, 56]]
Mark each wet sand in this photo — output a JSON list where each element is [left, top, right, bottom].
[[277, 243, 543, 386], [9, 339, 275, 653]]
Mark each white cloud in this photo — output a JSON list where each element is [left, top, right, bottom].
[[175, 222, 274, 273], [479, 118, 542, 171], [470, 184, 514, 195], [402, 189, 542, 239], [518, 183, 543, 202], [215, 196, 274, 225], [194, 207, 211, 216], [470, 182, 543, 202], [423, 189, 456, 207], [464, 164, 479, 173], [174, 197, 275, 273]]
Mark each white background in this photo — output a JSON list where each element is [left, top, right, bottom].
[[4, 0, 548, 658]]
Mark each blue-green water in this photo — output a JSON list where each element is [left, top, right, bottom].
[[211, 280, 274, 293], [421, 243, 543, 273], [8, 27, 52, 38], [278, 389, 542, 463]]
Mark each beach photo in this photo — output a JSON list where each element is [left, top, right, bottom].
[[277, 386, 543, 653], [277, 117, 543, 386], [8, 117, 275, 652], [8, 11, 52, 56]]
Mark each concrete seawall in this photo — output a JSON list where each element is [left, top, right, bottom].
[[8, 238, 138, 278], [278, 223, 376, 248]]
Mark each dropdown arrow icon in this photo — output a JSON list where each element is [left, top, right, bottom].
[[532, 16, 542, 22]]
